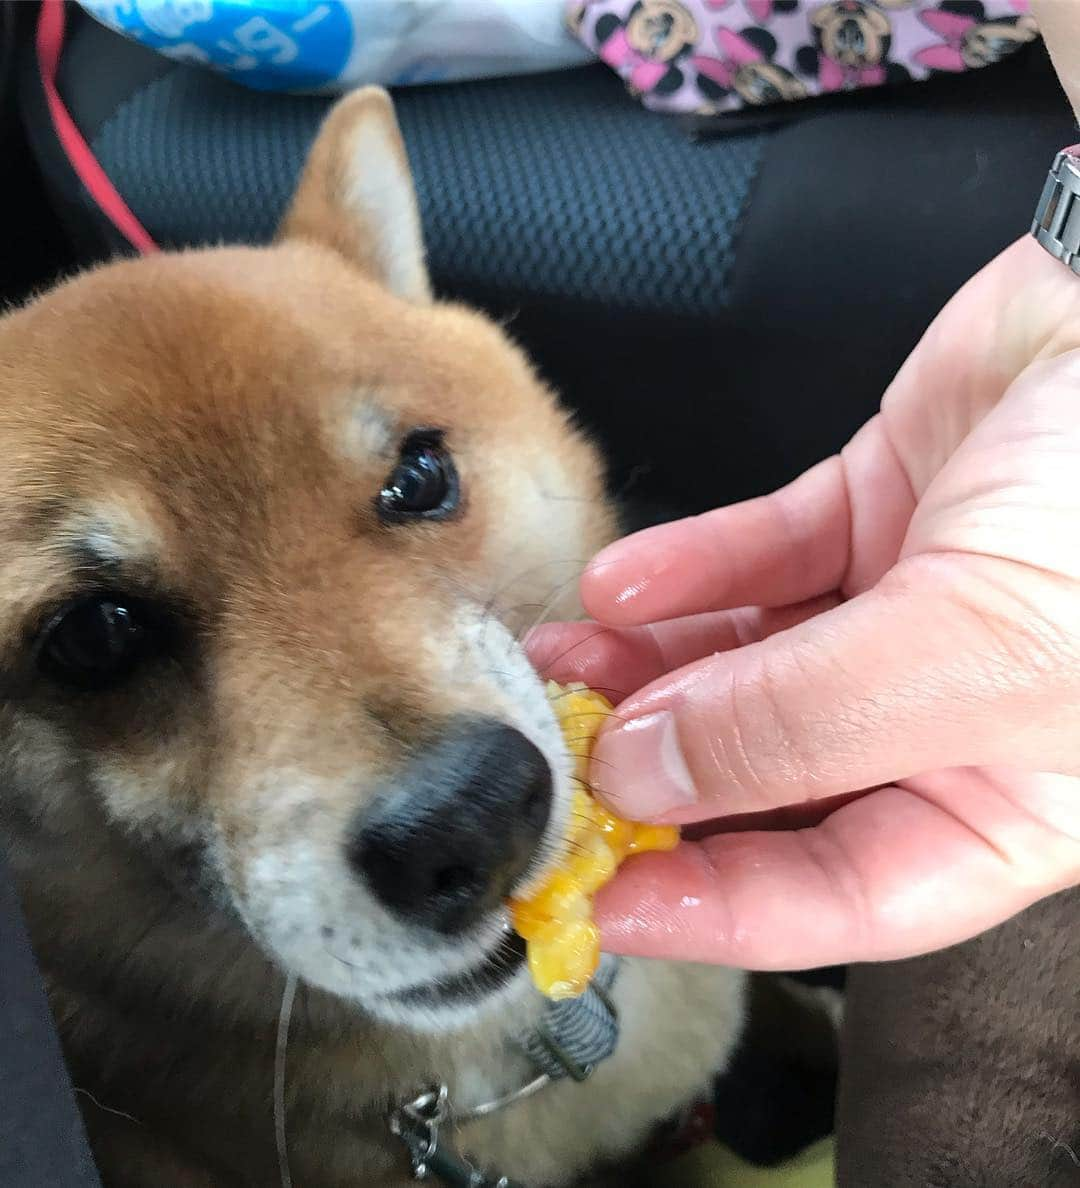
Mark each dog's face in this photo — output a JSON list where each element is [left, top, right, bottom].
[[0, 91, 613, 1032]]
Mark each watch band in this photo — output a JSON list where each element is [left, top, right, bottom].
[[1032, 145, 1080, 275]]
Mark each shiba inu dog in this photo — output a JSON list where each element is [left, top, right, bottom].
[[0, 90, 745, 1186]]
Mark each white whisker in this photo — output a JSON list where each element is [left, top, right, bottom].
[[73, 1086, 142, 1127], [275, 973, 298, 1188]]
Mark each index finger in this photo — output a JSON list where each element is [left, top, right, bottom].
[[581, 456, 852, 627], [527, 596, 840, 696]]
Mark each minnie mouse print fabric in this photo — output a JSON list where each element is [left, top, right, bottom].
[[568, 0, 1038, 115]]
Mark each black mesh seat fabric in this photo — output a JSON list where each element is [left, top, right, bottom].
[[19, 11, 1076, 518], [92, 65, 763, 317]]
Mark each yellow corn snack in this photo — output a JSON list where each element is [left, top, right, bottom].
[[509, 682, 680, 1000]]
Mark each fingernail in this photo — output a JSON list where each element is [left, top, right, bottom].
[[592, 709, 697, 820]]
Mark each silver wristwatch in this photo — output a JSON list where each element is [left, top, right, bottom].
[[1032, 145, 1080, 274]]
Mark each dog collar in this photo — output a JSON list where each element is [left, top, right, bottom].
[[1032, 146, 1080, 274], [389, 956, 622, 1187]]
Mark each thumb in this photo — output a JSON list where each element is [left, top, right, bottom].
[[591, 553, 1079, 822]]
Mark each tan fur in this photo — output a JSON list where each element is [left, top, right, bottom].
[[0, 92, 745, 1186]]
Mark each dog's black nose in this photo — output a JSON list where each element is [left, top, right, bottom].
[[348, 719, 552, 934]]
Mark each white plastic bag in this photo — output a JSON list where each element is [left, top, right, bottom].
[[78, 1, 593, 92]]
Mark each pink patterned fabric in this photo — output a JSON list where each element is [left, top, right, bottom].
[[567, 1, 1037, 115]]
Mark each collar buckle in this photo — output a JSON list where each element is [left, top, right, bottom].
[[389, 1085, 518, 1187], [389, 958, 622, 1185]]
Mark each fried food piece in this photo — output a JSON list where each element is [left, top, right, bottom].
[[509, 683, 679, 1000]]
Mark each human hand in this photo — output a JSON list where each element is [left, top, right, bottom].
[[529, 235, 1080, 969]]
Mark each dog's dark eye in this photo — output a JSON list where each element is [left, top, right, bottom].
[[377, 431, 459, 522], [38, 596, 160, 690]]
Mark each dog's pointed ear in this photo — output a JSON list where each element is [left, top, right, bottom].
[[278, 87, 431, 303]]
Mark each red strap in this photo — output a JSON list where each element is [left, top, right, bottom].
[[36, 0, 158, 255]]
